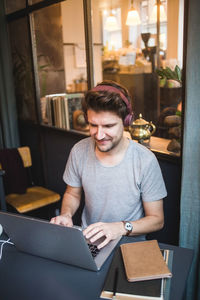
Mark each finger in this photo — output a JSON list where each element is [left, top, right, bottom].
[[90, 230, 105, 244], [86, 226, 104, 239], [97, 236, 110, 249], [60, 218, 73, 227], [84, 225, 103, 239], [51, 217, 60, 225], [83, 222, 102, 236], [51, 216, 70, 226]]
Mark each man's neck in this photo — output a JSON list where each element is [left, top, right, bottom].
[[95, 137, 130, 166]]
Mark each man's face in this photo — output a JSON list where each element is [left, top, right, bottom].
[[87, 109, 124, 152]]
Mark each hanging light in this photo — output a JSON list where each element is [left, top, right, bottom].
[[150, 3, 167, 23], [104, 11, 119, 31], [126, 0, 141, 26], [104, 13, 119, 31]]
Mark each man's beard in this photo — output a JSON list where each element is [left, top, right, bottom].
[[95, 137, 121, 153]]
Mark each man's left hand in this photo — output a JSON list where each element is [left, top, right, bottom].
[[83, 222, 124, 249]]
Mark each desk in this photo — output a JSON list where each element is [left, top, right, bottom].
[[0, 235, 193, 300]]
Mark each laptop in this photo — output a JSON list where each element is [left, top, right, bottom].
[[0, 211, 121, 271]]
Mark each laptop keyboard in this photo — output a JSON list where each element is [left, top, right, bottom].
[[88, 244, 100, 258]]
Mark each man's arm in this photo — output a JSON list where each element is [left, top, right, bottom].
[[50, 185, 82, 226], [83, 199, 164, 248], [128, 199, 164, 235]]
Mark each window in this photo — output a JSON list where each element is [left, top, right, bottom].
[[91, 0, 184, 157], [6, 0, 185, 157]]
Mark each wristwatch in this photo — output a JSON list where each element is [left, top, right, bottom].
[[122, 221, 133, 236]]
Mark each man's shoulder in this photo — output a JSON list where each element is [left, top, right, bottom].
[[129, 139, 155, 158], [128, 139, 158, 169]]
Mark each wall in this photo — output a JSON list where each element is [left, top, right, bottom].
[[61, 0, 87, 88], [167, 0, 180, 61]]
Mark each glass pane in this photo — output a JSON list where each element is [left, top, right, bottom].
[[32, 0, 88, 129], [32, 3, 66, 124], [5, 0, 26, 14], [32, 3, 66, 96], [91, 0, 184, 157], [8, 17, 37, 123]]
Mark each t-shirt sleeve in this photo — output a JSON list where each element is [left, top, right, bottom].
[[63, 146, 82, 187], [140, 154, 167, 202]]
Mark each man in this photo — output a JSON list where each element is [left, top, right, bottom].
[[51, 81, 167, 249]]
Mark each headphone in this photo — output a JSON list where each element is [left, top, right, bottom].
[[91, 85, 133, 126]]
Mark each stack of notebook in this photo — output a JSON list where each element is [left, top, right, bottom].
[[100, 240, 173, 300]]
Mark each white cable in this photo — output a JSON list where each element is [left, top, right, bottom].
[[0, 238, 14, 260], [0, 224, 3, 236]]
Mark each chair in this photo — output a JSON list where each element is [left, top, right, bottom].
[[0, 147, 60, 215]]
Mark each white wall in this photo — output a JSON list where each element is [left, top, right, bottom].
[[61, 0, 87, 87], [61, 0, 85, 43]]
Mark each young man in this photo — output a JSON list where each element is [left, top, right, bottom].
[[51, 81, 167, 248]]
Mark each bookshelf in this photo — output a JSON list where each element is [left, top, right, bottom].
[[41, 93, 89, 133]]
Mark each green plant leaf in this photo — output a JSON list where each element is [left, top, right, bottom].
[[165, 67, 176, 80], [174, 65, 182, 82], [156, 68, 165, 78], [156, 65, 182, 83]]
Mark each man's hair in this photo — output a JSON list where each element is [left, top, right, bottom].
[[82, 80, 133, 124]]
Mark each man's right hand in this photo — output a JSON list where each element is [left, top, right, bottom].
[[50, 214, 73, 227]]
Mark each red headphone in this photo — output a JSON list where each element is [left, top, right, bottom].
[[91, 85, 133, 126]]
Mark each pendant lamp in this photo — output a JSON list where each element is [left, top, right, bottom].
[[126, 0, 141, 26], [104, 12, 119, 31]]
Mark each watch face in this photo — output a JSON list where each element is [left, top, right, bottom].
[[125, 222, 133, 231]]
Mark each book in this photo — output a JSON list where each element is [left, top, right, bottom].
[[120, 240, 172, 282], [44, 93, 84, 130], [100, 246, 173, 300], [65, 93, 84, 129], [45, 93, 66, 127]]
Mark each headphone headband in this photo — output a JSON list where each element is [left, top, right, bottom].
[[91, 85, 131, 112], [91, 85, 133, 126]]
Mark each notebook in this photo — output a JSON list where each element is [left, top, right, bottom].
[[120, 240, 172, 282], [0, 211, 121, 271]]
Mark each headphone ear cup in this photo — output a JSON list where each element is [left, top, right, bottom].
[[124, 113, 133, 126]]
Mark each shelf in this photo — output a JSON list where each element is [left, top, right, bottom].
[[150, 136, 181, 163], [150, 136, 180, 156], [124, 131, 180, 163]]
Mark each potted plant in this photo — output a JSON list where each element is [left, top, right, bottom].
[[156, 65, 182, 107]]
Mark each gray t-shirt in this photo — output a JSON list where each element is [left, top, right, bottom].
[[63, 137, 167, 228]]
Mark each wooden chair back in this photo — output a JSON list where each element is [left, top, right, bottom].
[[17, 147, 32, 168], [0, 147, 32, 169]]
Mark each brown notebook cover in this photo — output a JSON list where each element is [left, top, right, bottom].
[[120, 240, 172, 282]]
